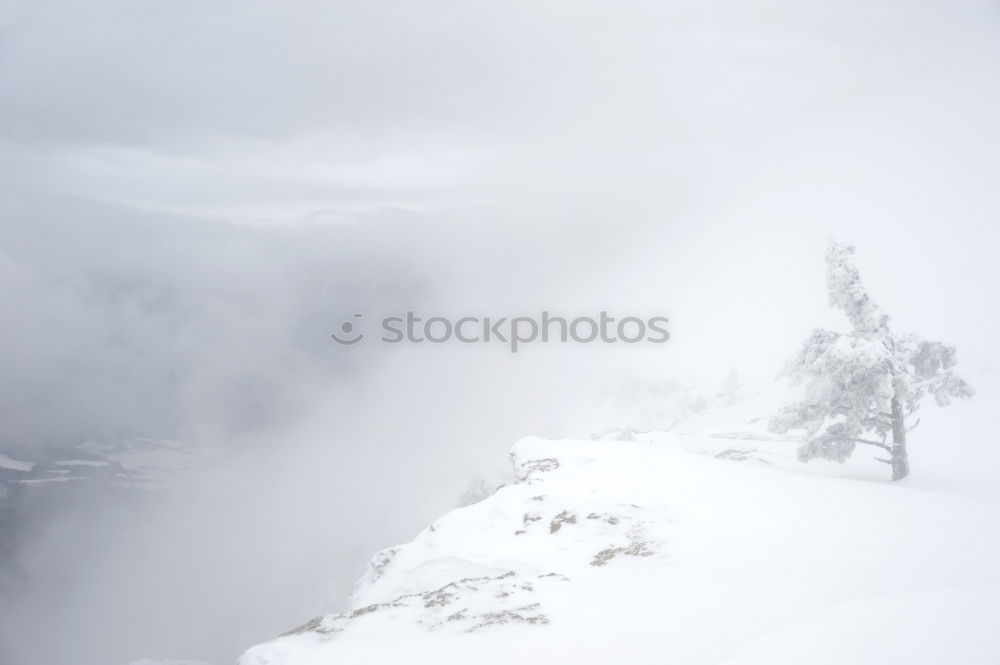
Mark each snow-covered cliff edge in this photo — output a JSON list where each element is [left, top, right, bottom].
[[239, 435, 998, 665]]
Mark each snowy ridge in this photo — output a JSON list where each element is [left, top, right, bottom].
[[238, 435, 998, 665]]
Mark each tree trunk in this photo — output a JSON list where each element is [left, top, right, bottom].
[[890, 394, 909, 481]]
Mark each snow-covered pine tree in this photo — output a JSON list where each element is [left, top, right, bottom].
[[770, 241, 973, 481]]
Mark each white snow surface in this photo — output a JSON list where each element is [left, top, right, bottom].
[[239, 434, 998, 665], [0, 453, 34, 472], [53, 459, 110, 467]]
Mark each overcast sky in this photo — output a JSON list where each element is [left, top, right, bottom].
[[2, 0, 994, 222]]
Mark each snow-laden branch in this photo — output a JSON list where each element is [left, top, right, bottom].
[[856, 438, 892, 452]]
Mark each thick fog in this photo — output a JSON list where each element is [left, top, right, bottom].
[[1, 1, 999, 664]]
